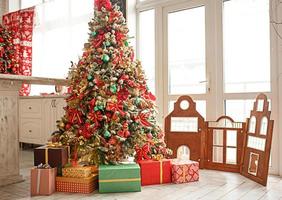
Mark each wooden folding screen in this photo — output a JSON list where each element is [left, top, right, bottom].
[[164, 96, 206, 168], [165, 93, 274, 186], [205, 116, 245, 173], [240, 93, 274, 186]]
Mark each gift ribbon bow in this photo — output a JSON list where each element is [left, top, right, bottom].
[[46, 142, 62, 147], [136, 144, 150, 161]]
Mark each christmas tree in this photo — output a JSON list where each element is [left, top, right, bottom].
[[55, 0, 171, 165], [0, 24, 17, 74]]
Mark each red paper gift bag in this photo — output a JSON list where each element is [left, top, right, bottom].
[[139, 159, 172, 186], [30, 168, 56, 196], [172, 160, 199, 184]]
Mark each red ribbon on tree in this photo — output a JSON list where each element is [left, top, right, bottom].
[[88, 110, 103, 127], [144, 91, 156, 101], [68, 109, 83, 124], [106, 101, 125, 116], [93, 33, 105, 48], [89, 99, 96, 110], [135, 112, 151, 127], [136, 144, 151, 161], [95, 0, 112, 11], [115, 31, 125, 45]]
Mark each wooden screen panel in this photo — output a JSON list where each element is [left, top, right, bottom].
[[240, 93, 274, 186], [205, 116, 245, 172], [164, 95, 206, 168]]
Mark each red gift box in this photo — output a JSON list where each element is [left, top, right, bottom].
[[172, 160, 199, 184], [139, 159, 172, 186]]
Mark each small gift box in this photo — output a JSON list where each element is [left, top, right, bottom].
[[62, 166, 92, 178], [34, 145, 69, 168], [56, 174, 98, 194], [30, 164, 56, 196], [138, 159, 172, 186], [99, 164, 141, 193], [171, 160, 199, 184]]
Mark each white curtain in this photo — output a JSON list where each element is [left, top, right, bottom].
[[30, 0, 93, 95]]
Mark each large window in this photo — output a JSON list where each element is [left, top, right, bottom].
[[223, 0, 270, 93], [168, 6, 206, 95], [138, 9, 155, 94], [22, 0, 93, 95]]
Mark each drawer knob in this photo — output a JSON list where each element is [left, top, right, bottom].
[[28, 107, 32, 110], [28, 130, 32, 133]]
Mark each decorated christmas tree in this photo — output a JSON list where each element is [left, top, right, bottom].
[[0, 24, 17, 74], [54, 0, 171, 165]]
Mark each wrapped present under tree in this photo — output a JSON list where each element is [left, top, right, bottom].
[[138, 159, 172, 186], [34, 146, 69, 168], [56, 174, 98, 194], [30, 164, 56, 196], [99, 164, 141, 193], [171, 160, 199, 184]]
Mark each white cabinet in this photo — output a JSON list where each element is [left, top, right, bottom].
[[19, 97, 66, 145]]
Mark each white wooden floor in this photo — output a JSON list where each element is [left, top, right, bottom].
[[0, 149, 281, 200]]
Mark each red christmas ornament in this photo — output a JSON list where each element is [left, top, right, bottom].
[[117, 88, 129, 101], [65, 123, 72, 130]]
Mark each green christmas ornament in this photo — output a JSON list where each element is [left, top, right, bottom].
[[91, 31, 97, 37], [124, 41, 129, 47], [135, 97, 141, 105], [87, 74, 94, 81], [94, 105, 104, 111], [105, 41, 111, 47], [104, 130, 111, 138], [110, 84, 117, 93], [102, 54, 110, 63]]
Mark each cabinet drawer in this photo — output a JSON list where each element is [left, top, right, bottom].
[[20, 99, 42, 118], [19, 119, 42, 141]]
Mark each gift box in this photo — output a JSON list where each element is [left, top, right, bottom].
[[62, 166, 92, 178], [34, 146, 69, 168], [138, 159, 172, 186], [56, 174, 98, 194], [171, 160, 199, 184], [30, 167, 56, 196], [99, 164, 141, 193]]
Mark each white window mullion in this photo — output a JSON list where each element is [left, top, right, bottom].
[[155, 6, 164, 124]]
